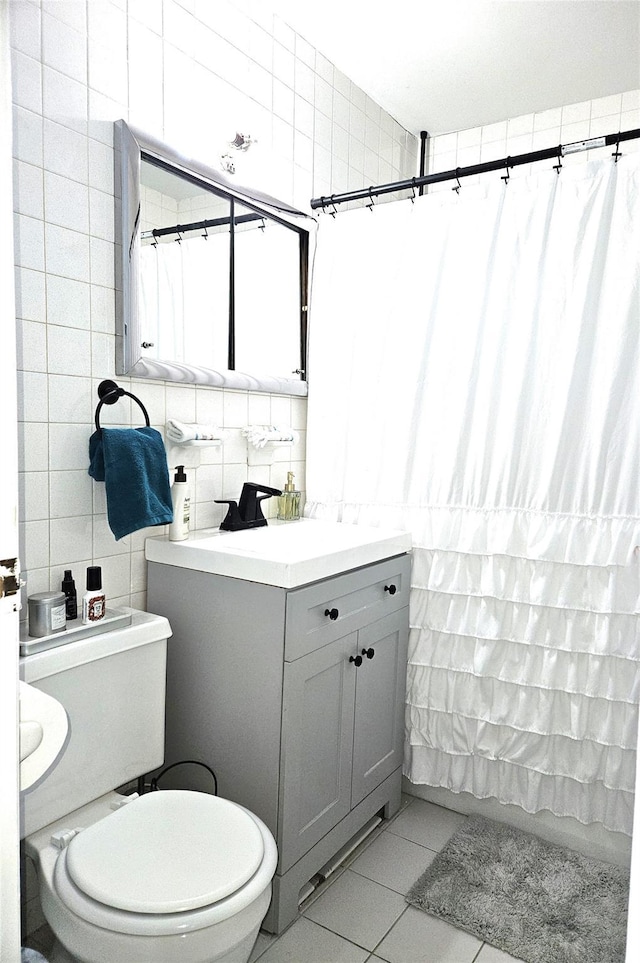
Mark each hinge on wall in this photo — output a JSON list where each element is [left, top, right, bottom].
[[0, 557, 21, 610]]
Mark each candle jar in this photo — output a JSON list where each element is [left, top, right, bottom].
[[28, 591, 67, 638]]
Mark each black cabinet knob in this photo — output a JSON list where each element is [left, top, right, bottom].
[[384, 584, 397, 595], [362, 647, 375, 660], [349, 654, 363, 667], [324, 607, 339, 621]]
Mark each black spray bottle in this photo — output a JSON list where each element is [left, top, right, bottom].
[[61, 569, 78, 620]]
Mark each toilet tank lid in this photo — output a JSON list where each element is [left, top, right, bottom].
[[21, 609, 171, 683], [65, 790, 264, 913]]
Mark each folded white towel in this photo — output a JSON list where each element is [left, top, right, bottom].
[[242, 425, 298, 449], [166, 419, 221, 443]]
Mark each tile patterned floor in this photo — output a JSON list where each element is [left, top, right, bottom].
[[25, 796, 525, 963], [248, 796, 523, 963]]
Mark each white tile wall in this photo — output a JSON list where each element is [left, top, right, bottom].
[[10, 0, 418, 620]]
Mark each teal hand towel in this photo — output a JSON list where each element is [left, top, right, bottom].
[[88, 427, 173, 540]]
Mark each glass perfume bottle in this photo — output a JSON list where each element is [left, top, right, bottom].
[[277, 471, 300, 521]]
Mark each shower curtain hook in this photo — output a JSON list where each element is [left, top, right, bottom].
[[453, 169, 462, 194], [201, 225, 209, 240], [409, 180, 416, 203], [325, 196, 338, 218], [366, 187, 376, 211], [612, 133, 622, 162], [553, 146, 563, 175], [501, 159, 511, 185], [174, 229, 183, 244]]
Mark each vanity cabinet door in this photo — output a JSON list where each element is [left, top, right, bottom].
[[351, 610, 409, 808], [278, 632, 358, 872]]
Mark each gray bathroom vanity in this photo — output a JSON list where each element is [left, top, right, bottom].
[[146, 520, 412, 933]]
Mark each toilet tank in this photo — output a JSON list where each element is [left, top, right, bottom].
[[20, 609, 171, 838]]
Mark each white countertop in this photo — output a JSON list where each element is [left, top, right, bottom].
[[145, 518, 412, 588]]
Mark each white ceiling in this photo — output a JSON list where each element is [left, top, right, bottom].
[[268, 0, 640, 135]]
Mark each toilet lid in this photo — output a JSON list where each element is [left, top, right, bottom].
[[64, 790, 265, 914]]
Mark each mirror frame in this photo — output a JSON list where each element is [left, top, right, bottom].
[[114, 120, 312, 396]]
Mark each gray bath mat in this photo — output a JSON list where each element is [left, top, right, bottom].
[[406, 815, 629, 963]]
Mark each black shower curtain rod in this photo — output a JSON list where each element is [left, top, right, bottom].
[[141, 210, 264, 241], [310, 127, 640, 211]]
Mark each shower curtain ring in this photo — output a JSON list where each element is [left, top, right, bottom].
[[501, 159, 511, 184], [453, 169, 462, 194], [366, 187, 376, 211]]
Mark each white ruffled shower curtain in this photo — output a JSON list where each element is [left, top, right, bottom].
[[305, 155, 640, 835]]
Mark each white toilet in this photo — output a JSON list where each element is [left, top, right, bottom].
[[21, 609, 277, 963]]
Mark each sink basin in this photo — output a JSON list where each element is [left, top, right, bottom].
[[19, 681, 69, 790], [145, 518, 412, 587]]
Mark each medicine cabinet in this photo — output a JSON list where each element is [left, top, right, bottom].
[[114, 120, 311, 396]]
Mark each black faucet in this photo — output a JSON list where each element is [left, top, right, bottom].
[[215, 483, 282, 531]]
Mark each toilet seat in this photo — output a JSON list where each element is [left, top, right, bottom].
[[65, 790, 263, 913], [47, 791, 277, 937]]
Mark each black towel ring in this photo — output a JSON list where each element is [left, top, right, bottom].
[[94, 379, 151, 431]]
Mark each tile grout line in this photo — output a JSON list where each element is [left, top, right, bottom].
[[367, 903, 411, 961]]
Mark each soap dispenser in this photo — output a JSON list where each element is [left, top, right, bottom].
[[169, 465, 191, 541], [277, 471, 300, 521]]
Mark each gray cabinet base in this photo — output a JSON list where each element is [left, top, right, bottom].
[[263, 767, 402, 934]]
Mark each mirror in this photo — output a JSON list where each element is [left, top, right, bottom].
[[115, 121, 311, 396]]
